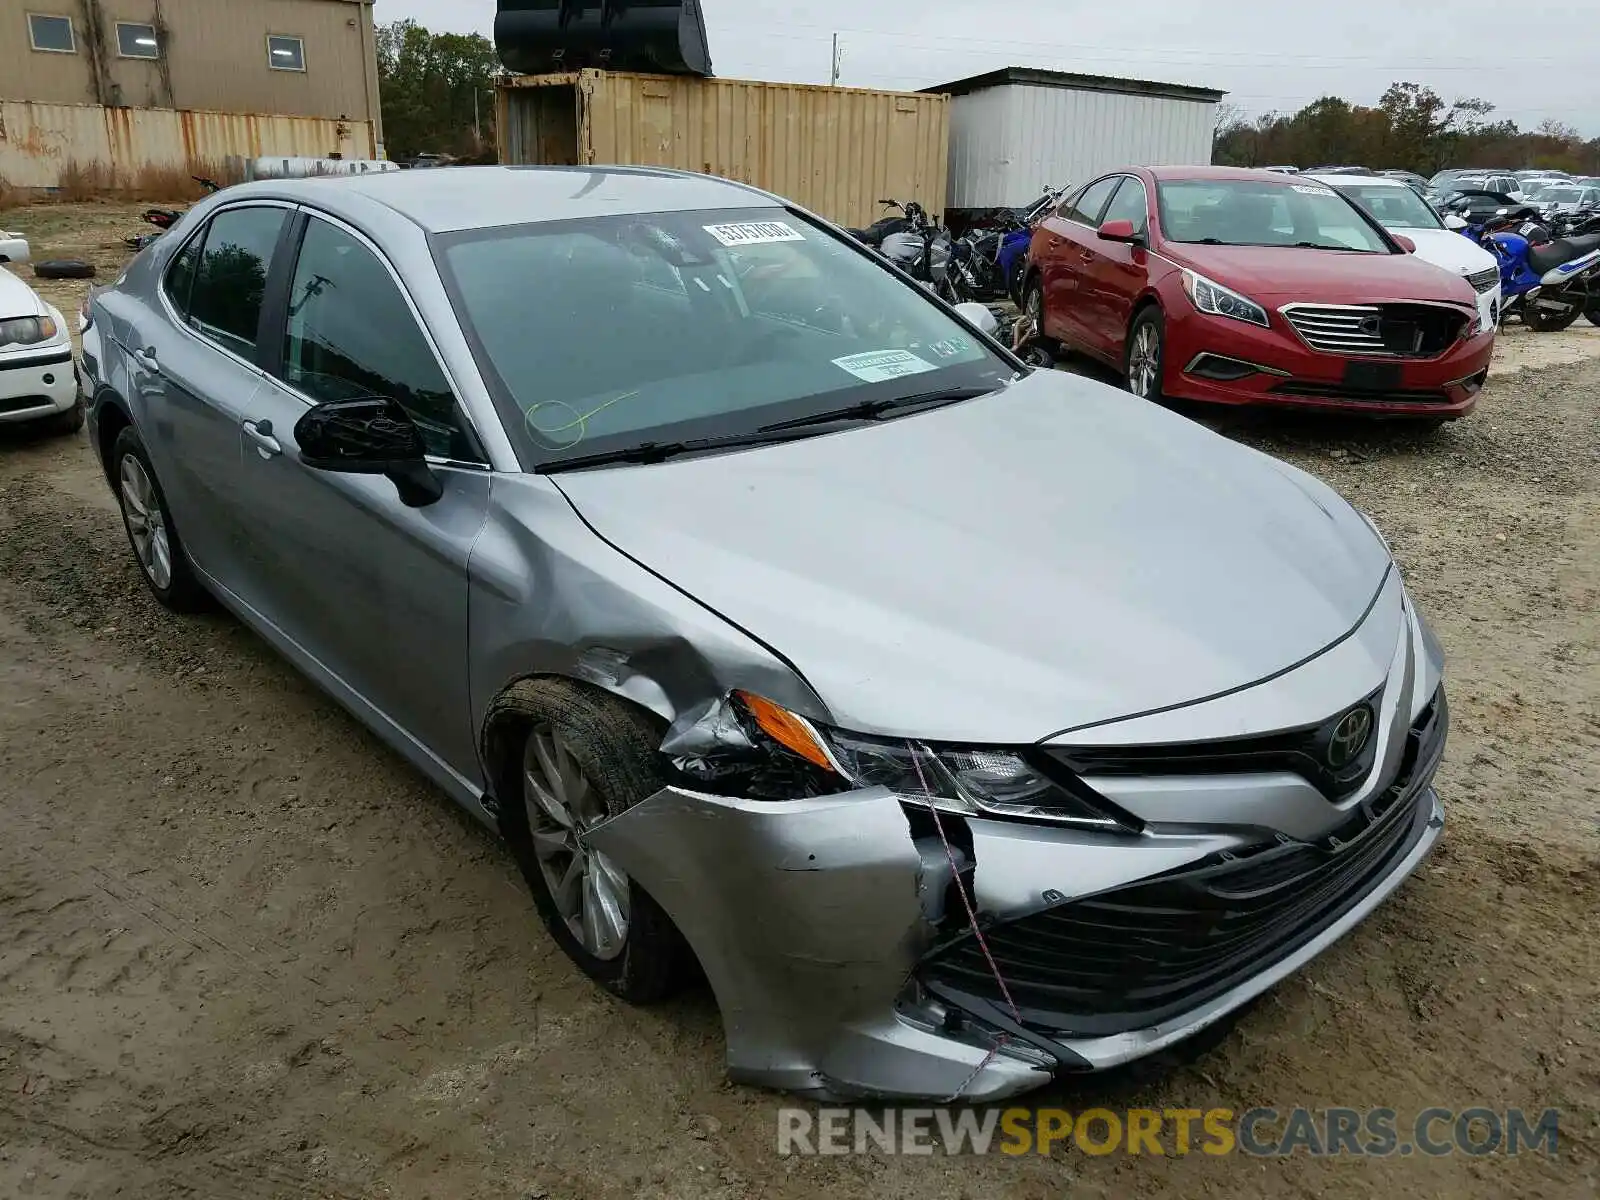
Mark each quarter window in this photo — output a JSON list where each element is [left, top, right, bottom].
[[1060, 177, 1121, 227], [115, 21, 159, 58], [163, 233, 202, 318], [186, 207, 286, 358], [283, 218, 476, 461], [28, 13, 75, 52], [268, 34, 305, 71], [1100, 177, 1150, 235]]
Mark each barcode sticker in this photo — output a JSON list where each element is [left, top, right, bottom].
[[703, 221, 806, 246]]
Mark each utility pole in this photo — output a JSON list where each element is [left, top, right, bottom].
[[830, 33, 841, 87]]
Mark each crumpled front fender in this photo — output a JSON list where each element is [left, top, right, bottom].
[[586, 785, 1053, 1100]]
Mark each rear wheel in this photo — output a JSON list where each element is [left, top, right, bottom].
[[1125, 308, 1166, 401], [111, 426, 208, 611], [1523, 288, 1583, 332], [1021, 276, 1059, 354]]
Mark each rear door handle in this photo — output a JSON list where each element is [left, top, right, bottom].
[[243, 418, 281, 457], [130, 345, 158, 372]]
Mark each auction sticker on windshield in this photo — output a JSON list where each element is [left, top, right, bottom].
[[1291, 184, 1336, 196], [831, 349, 939, 382], [704, 221, 807, 246]]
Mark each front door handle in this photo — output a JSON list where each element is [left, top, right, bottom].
[[243, 418, 282, 457], [130, 345, 159, 372]]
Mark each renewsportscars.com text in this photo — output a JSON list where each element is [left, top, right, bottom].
[[777, 1106, 1561, 1157]]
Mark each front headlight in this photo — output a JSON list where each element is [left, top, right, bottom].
[[1179, 268, 1270, 327], [662, 691, 1127, 829], [0, 315, 59, 348]]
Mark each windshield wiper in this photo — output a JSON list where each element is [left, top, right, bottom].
[[757, 387, 994, 433], [536, 433, 784, 473], [1292, 241, 1372, 251]]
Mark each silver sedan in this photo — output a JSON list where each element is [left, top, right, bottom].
[[82, 167, 1446, 1101]]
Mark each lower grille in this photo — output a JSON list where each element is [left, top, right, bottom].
[[1465, 266, 1500, 294], [0, 394, 55, 415], [1269, 382, 1454, 406], [920, 693, 1446, 1038]]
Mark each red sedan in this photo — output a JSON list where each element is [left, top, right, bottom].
[[1022, 166, 1493, 418]]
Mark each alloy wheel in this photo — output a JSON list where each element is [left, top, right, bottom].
[[1128, 323, 1160, 398], [522, 725, 629, 961], [118, 454, 172, 589]]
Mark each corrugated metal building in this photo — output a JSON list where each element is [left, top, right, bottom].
[[929, 68, 1225, 217], [497, 70, 949, 230], [1, 0, 381, 186]]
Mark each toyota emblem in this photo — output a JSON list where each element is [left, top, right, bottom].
[[1326, 706, 1374, 768]]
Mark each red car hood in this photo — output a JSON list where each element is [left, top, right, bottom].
[[1163, 242, 1479, 304]]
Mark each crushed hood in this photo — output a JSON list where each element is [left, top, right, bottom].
[[554, 371, 1391, 743]]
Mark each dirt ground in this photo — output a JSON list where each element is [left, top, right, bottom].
[[0, 203, 1597, 1199]]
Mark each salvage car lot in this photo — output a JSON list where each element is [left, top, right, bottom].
[[1, 202, 1597, 1198]]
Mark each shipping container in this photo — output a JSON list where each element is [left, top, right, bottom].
[[496, 70, 949, 230], [929, 68, 1225, 221]]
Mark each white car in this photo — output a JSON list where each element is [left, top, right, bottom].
[[0, 264, 82, 434], [1306, 173, 1503, 332], [0, 230, 31, 266]]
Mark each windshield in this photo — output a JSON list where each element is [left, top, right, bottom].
[[1543, 188, 1584, 204], [1327, 182, 1444, 230], [434, 207, 1013, 468], [1155, 179, 1391, 251]]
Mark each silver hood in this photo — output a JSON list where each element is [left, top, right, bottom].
[[553, 370, 1391, 744]]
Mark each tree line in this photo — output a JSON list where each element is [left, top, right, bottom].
[[377, 20, 501, 163], [1213, 83, 1600, 176]]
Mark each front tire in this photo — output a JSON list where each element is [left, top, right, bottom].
[[1125, 307, 1166, 400], [498, 679, 688, 1004], [111, 425, 208, 611]]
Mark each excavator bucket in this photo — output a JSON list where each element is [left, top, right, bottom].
[[495, 0, 714, 77]]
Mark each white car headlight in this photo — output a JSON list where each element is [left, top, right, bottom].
[[1179, 268, 1270, 328], [0, 314, 61, 348]]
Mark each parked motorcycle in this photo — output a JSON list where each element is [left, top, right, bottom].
[[123, 177, 223, 249], [849, 199, 957, 298], [1470, 209, 1600, 332], [946, 187, 1067, 304]]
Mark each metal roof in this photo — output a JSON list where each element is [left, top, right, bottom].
[[924, 67, 1225, 104]]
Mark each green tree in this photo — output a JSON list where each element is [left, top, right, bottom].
[[377, 20, 502, 162]]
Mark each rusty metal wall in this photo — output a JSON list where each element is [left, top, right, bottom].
[[2, 0, 379, 136], [499, 71, 950, 230], [0, 99, 375, 187]]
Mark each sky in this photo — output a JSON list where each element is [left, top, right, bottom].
[[377, 0, 1598, 137]]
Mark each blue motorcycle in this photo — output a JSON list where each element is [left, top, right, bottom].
[[1466, 211, 1600, 331], [948, 187, 1066, 304]]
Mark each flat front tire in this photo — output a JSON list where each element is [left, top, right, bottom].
[[497, 679, 688, 1004]]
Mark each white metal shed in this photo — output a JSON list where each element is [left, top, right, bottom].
[[927, 67, 1226, 219]]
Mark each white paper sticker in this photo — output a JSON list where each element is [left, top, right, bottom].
[[831, 349, 938, 383], [1291, 184, 1335, 196], [703, 221, 806, 247]]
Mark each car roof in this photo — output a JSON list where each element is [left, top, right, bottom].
[[1141, 165, 1331, 183], [1305, 173, 1405, 188], [214, 166, 782, 234]]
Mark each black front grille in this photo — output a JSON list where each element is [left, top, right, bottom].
[[1051, 688, 1384, 804], [0, 395, 55, 415], [920, 693, 1446, 1039]]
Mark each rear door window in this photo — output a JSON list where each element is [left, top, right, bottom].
[[162, 233, 203, 319], [186, 206, 286, 358], [1059, 177, 1121, 227]]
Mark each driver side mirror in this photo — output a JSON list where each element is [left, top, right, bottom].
[[1391, 233, 1417, 253], [1097, 218, 1142, 244], [294, 396, 444, 508]]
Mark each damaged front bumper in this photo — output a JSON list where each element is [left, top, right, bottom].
[[587, 765, 1444, 1102]]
